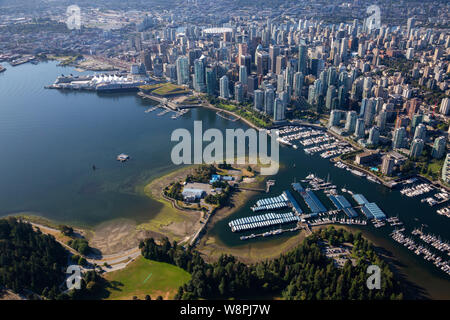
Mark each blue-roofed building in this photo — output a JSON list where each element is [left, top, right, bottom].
[[353, 194, 369, 205], [328, 195, 343, 209], [364, 203, 386, 220], [360, 205, 374, 219], [329, 195, 358, 217], [283, 190, 303, 215], [292, 182, 326, 213], [335, 195, 351, 208]]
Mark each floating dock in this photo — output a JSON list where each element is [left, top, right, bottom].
[[228, 212, 299, 232]]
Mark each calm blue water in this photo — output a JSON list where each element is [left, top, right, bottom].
[[0, 61, 248, 225]]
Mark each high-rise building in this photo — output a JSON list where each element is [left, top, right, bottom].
[[269, 45, 280, 73], [410, 139, 424, 159], [219, 75, 229, 99], [440, 98, 450, 115], [326, 85, 337, 109], [193, 58, 206, 92], [235, 82, 244, 103], [407, 17, 415, 36], [442, 153, 450, 183], [431, 136, 446, 159], [328, 110, 341, 128], [413, 123, 427, 141], [363, 98, 376, 126], [275, 55, 286, 75], [273, 98, 285, 121], [206, 68, 216, 96], [140, 50, 152, 71], [411, 114, 423, 131], [381, 155, 395, 176], [354, 118, 365, 139], [264, 88, 275, 115], [367, 126, 380, 146], [256, 51, 269, 76], [377, 111, 387, 131], [293, 72, 304, 98], [176, 56, 189, 85], [298, 45, 307, 74], [345, 111, 357, 133], [165, 64, 177, 82], [253, 90, 264, 111], [308, 85, 315, 105], [239, 66, 248, 86], [392, 127, 406, 149]]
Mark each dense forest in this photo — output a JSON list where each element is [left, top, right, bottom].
[[140, 227, 404, 300], [0, 218, 68, 299]]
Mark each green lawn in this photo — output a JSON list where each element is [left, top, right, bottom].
[[140, 83, 188, 96], [104, 256, 191, 300]]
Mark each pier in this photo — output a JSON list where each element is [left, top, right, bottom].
[[266, 180, 275, 193], [240, 225, 302, 240]]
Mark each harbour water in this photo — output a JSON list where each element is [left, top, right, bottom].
[[0, 61, 449, 298], [0, 61, 249, 225]]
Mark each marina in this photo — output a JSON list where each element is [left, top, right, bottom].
[[400, 183, 434, 197], [277, 125, 355, 158], [437, 206, 450, 218], [391, 230, 450, 276]]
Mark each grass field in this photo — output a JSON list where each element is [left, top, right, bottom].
[[140, 83, 188, 96], [104, 256, 191, 300]]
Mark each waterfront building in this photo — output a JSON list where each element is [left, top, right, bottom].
[[264, 87, 275, 115], [273, 98, 285, 121], [253, 90, 264, 111], [234, 82, 244, 103], [431, 136, 446, 159], [381, 155, 395, 176], [176, 56, 189, 85], [219, 75, 230, 99], [328, 109, 341, 128]]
